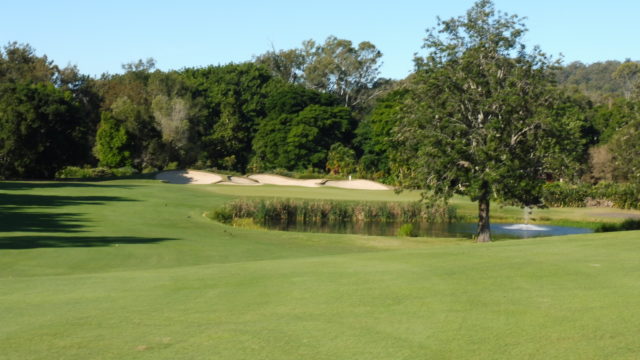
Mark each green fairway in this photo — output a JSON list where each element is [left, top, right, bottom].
[[2, 179, 640, 359]]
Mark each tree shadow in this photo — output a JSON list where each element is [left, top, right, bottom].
[[0, 235, 177, 249], [0, 193, 135, 208], [0, 193, 137, 233], [0, 181, 137, 191], [0, 181, 180, 250], [0, 210, 84, 233], [0, 188, 138, 234]]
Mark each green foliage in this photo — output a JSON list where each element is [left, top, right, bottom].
[[397, 0, 557, 241], [397, 223, 418, 237], [326, 143, 356, 176], [208, 208, 233, 224], [611, 61, 640, 100], [54, 166, 138, 179], [96, 60, 184, 169], [182, 63, 273, 172], [253, 102, 353, 171], [55, 166, 111, 179], [255, 36, 383, 109], [213, 198, 456, 225], [590, 99, 639, 143], [595, 219, 640, 233], [609, 117, 640, 183], [94, 112, 132, 168], [111, 166, 139, 177], [542, 182, 592, 207], [164, 161, 179, 170], [355, 88, 408, 181], [264, 82, 337, 114], [141, 166, 159, 174], [0, 82, 89, 179], [252, 83, 344, 173], [542, 181, 640, 209], [554, 60, 627, 103], [0, 42, 57, 84], [594, 182, 640, 209], [537, 91, 593, 181]]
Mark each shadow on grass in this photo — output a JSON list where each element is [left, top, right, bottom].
[[0, 211, 84, 233], [0, 191, 137, 233], [0, 235, 177, 249], [0, 193, 135, 208], [0, 181, 137, 191]]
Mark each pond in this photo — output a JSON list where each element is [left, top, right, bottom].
[[263, 220, 593, 239]]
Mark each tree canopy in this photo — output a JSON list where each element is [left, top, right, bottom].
[[396, 0, 559, 242], [255, 36, 383, 110]]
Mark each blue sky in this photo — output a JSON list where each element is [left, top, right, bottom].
[[2, 0, 639, 79]]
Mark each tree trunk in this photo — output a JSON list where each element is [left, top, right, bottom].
[[476, 182, 491, 243]]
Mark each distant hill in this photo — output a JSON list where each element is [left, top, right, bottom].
[[554, 60, 636, 102]]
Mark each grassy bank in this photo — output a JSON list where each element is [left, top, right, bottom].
[[2, 180, 640, 359]]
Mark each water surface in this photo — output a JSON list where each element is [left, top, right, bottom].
[[264, 220, 592, 239]]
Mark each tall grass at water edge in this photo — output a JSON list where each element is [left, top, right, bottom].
[[209, 198, 457, 225]]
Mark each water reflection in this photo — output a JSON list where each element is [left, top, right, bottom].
[[263, 220, 592, 239]]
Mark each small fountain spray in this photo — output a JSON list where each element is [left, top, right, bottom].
[[503, 206, 549, 231]]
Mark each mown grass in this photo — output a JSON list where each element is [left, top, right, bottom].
[[1, 180, 640, 359]]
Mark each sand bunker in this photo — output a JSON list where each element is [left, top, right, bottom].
[[248, 174, 324, 188], [156, 170, 391, 190], [155, 170, 223, 184], [217, 176, 262, 186], [324, 179, 391, 190]]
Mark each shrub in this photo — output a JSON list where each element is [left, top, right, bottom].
[[326, 143, 356, 176], [594, 182, 640, 209], [55, 166, 113, 179], [164, 162, 179, 170], [397, 223, 417, 237], [142, 166, 159, 174], [595, 219, 640, 233], [111, 166, 139, 177], [55, 166, 91, 179], [542, 181, 640, 210], [55, 166, 140, 180], [208, 208, 233, 224], [542, 182, 590, 207], [231, 218, 264, 230]]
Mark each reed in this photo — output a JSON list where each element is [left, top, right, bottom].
[[209, 198, 457, 225]]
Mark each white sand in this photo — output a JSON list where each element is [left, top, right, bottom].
[[217, 176, 262, 186], [323, 179, 391, 190], [155, 170, 223, 184], [156, 170, 391, 190], [229, 176, 261, 185], [248, 174, 324, 188]]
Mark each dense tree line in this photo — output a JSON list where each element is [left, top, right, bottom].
[[0, 41, 372, 178], [1, 16, 640, 197]]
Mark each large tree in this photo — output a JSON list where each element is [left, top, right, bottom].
[[612, 61, 640, 100], [0, 83, 88, 178], [396, 0, 557, 242], [251, 84, 352, 171], [609, 113, 640, 183], [182, 63, 273, 171], [255, 36, 383, 110]]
